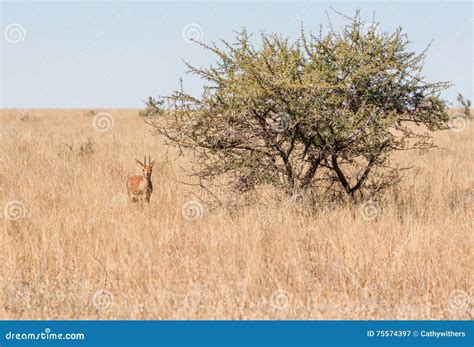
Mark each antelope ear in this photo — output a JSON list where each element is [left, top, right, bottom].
[[135, 159, 144, 167], [150, 160, 155, 168]]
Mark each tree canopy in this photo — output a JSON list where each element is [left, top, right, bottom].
[[148, 11, 450, 202]]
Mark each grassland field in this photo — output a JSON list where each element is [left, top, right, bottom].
[[0, 108, 472, 319]]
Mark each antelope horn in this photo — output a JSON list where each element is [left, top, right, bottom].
[[144, 156, 146, 165], [149, 155, 151, 165]]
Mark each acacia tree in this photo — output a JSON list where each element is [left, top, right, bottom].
[[148, 11, 450, 201]]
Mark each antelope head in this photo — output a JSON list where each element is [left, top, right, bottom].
[[135, 156, 155, 179]]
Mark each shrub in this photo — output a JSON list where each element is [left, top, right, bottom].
[[456, 93, 472, 119], [148, 11, 451, 201], [139, 97, 165, 118]]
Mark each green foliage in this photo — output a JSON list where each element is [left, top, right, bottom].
[[148, 10, 451, 201]]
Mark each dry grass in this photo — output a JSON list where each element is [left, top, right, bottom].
[[0, 108, 472, 320]]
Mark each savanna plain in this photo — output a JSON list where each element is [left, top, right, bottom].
[[0, 109, 472, 319]]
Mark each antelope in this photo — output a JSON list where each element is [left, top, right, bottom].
[[126, 156, 155, 205]]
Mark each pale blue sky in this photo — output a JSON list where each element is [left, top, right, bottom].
[[1, 1, 472, 108]]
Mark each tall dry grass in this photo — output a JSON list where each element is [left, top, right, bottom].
[[0, 109, 472, 319]]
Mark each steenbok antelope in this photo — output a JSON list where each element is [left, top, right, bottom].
[[126, 156, 155, 205]]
